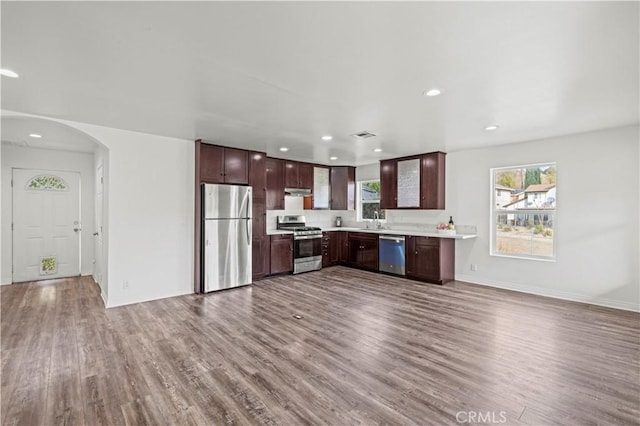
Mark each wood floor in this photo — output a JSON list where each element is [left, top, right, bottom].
[[1, 267, 639, 425]]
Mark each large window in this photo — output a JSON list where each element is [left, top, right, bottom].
[[491, 163, 556, 260], [357, 180, 386, 221]]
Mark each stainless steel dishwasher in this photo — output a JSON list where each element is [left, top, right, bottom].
[[378, 235, 406, 276]]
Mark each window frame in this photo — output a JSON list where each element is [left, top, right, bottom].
[[357, 180, 386, 222], [490, 162, 557, 262]]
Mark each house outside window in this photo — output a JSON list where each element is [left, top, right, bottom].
[[357, 180, 386, 221], [491, 163, 556, 260]]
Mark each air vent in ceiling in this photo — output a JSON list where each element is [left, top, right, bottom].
[[351, 131, 376, 139]]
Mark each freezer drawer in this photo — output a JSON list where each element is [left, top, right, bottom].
[[203, 218, 252, 292]]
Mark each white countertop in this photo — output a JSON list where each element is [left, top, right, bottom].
[[319, 227, 477, 240]]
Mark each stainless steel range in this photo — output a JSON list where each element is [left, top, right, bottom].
[[277, 215, 322, 274]]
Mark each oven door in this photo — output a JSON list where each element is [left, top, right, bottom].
[[294, 235, 322, 259]]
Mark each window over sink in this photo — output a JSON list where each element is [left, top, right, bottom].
[[357, 180, 386, 222]]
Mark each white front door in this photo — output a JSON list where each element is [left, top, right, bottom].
[[12, 169, 81, 283]]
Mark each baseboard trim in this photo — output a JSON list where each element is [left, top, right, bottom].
[[455, 273, 640, 313]]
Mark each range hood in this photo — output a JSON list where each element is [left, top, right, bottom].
[[284, 188, 312, 197]]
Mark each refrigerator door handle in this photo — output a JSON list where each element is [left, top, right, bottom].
[[246, 218, 252, 245]]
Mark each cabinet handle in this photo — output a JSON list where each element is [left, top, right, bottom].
[[415, 251, 418, 255]]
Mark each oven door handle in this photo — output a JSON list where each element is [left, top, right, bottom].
[[294, 234, 322, 240]]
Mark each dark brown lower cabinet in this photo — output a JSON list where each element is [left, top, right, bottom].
[[270, 235, 293, 275], [338, 231, 349, 263], [322, 231, 340, 267], [252, 236, 269, 280], [405, 236, 455, 284], [347, 232, 379, 271]]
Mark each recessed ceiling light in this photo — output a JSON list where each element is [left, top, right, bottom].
[[373, 148, 383, 153], [29, 133, 42, 138], [484, 124, 500, 131], [321, 135, 333, 141], [329, 156, 338, 160], [279, 147, 289, 152], [423, 88, 441, 97], [0, 69, 19, 78]]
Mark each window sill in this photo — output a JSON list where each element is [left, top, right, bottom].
[[490, 253, 556, 262]]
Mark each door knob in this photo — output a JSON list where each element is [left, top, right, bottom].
[[93, 232, 99, 236], [73, 228, 81, 232]]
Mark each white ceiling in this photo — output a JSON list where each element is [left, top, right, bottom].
[[1, 2, 638, 165], [1, 116, 98, 153]]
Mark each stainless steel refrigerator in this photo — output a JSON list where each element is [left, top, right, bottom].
[[202, 184, 252, 292]]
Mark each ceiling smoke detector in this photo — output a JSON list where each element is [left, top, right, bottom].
[[351, 131, 377, 139]]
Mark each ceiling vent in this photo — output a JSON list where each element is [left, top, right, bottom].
[[351, 131, 376, 139]]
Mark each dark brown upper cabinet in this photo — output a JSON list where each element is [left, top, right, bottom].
[[266, 157, 285, 210], [308, 166, 330, 209], [379, 151, 446, 210], [284, 161, 313, 189], [421, 152, 446, 210], [330, 166, 355, 210], [248, 151, 267, 200], [199, 143, 249, 184], [380, 159, 397, 209]]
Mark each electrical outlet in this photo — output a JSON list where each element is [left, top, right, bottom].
[[470, 264, 478, 272], [123, 280, 129, 289]]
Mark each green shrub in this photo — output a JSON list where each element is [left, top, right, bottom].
[[534, 224, 545, 234]]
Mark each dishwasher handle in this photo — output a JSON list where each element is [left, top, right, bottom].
[[379, 235, 405, 242]]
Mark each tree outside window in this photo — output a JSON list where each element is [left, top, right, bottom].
[[358, 181, 386, 221]]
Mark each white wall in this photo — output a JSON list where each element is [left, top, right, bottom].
[[68, 123, 195, 308], [93, 145, 109, 303], [452, 126, 639, 311], [1, 144, 96, 283], [358, 125, 639, 311]]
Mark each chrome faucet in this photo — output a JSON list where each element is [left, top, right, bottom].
[[373, 211, 382, 229]]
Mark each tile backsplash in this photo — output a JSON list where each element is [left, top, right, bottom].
[[266, 196, 476, 234], [266, 196, 356, 230]]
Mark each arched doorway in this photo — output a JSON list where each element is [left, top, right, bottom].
[[1, 115, 109, 300]]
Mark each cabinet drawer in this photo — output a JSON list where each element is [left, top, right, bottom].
[[415, 236, 440, 247]]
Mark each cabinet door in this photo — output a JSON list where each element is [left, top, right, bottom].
[[249, 151, 267, 200], [380, 159, 397, 209], [396, 157, 421, 208], [338, 232, 349, 263], [252, 236, 269, 280], [200, 144, 225, 183], [360, 236, 379, 271], [328, 231, 340, 264], [347, 234, 361, 266], [421, 152, 446, 209], [312, 167, 330, 209], [415, 243, 440, 282], [330, 167, 355, 210], [222, 147, 249, 184], [298, 163, 314, 189], [266, 158, 285, 210], [405, 235, 416, 276], [270, 235, 293, 274], [284, 161, 299, 188], [252, 198, 266, 238]]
